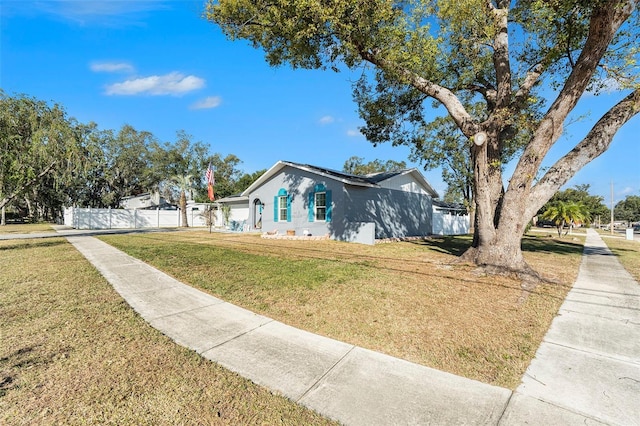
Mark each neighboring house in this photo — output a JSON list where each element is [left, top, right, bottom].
[[230, 160, 441, 244], [119, 192, 172, 210]]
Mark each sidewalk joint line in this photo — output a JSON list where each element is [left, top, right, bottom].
[[296, 345, 356, 403], [495, 389, 515, 426], [543, 340, 639, 365], [145, 301, 226, 322], [514, 393, 609, 425], [559, 308, 640, 324], [199, 318, 276, 354]]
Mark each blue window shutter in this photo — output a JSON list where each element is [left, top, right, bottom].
[[326, 190, 332, 222], [273, 196, 278, 222], [286, 195, 292, 222], [308, 192, 315, 222]]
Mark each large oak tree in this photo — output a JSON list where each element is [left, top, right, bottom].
[[207, 0, 640, 275], [0, 92, 84, 223]]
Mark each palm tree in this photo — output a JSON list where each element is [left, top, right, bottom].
[[171, 174, 197, 227], [541, 201, 591, 237]]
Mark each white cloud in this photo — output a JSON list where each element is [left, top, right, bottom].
[[105, 72, 205, 96], [90, 62, 135, 73], [190, 96, 222, 110], [15, 1, 171, 25], [319, 115, 334, 124], [599, 78, 623, 93], [586, 77, 625, 96], [346, 129, 363, 137], [620, 186, 634, 195]]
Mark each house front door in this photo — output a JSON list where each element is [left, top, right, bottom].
[[253, 199, 263, 229]]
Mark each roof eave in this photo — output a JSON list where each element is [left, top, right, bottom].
[[291, 162, 378, 188], [241, 161, 378, 195], [374, 168, 440, 198], [240, 161, 288, 196], [409, 169, 440, 198]]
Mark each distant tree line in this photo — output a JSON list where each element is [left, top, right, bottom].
[[614, 195, 640, 224], [0, 92, 265, 225], [5, 91, 636, 229], [536, 184, 640, 233]]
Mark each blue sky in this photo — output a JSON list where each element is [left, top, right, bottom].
[[1, 0, 638, 204]]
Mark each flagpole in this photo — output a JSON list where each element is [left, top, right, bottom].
[[205, 162, 215, 234]]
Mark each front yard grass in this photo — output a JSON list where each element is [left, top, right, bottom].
[[99, 231, 584, 389], [1, 223, 594, 423], [0, 237, 336, 425], [602, 236, 640, 282], [0, 223, 53, 234]]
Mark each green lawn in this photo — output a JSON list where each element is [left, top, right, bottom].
[[0, 237, 336, 425], [0, 223, 54, 234], [99, 231, 584, 389], [2, 225, 607, 403], [602, 235, 640, 282]]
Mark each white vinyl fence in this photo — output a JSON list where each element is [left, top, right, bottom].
[[63, 207, 208, 230], [432, 211, 470, 235]]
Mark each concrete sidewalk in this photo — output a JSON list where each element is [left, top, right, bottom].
[[505, 228, 640, 425], [62, 229, 639, 425]]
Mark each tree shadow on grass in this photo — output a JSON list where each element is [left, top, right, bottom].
[[407, 234, 585, 258], [408, 235, 473, 256], [0, 239, 67, 252], [521, 236, 584, 257]]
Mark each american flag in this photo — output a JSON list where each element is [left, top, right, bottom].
[[205, 163, 215, 201]]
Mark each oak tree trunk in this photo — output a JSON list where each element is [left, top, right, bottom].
[[461, 130, 532, 274], [458, 2, 639, 276]]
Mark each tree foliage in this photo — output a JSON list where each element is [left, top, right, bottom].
[[151, 130, 210, 210], [1, 93, 260, 223], [235, 169, 267, 195], [541, 200, 591, 237], [0, 92, 85, 222], [342, 156, 407, 175], [208, 0, 640, 274], [540, 184, 609, 226], [102, 125, 158, 207], [205, 153, 244, 200], [614, 194, 640, 223]]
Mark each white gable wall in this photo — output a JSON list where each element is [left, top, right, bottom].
[[377, 173, 430, 195]]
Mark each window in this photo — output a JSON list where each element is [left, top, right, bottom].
[[308, 184, 332, 223], [274, 188, 291, 222], [278, 195, 288, 221], [314, 192, 326, 221]]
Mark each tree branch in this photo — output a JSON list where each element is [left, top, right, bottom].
[[513, 63, 544, 107], [538, 0, 635, 140], [357, 49, 477, 136], [467, 84, 497, 107], [526, 88, 640, 218], [491, 3, 512, 109], [0, 161, 58, 211], [506, 0, 636, 195]]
